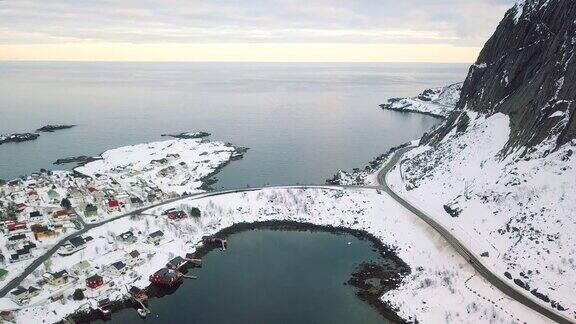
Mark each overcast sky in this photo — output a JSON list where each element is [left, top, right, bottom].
[[0, 0, 518, 62]]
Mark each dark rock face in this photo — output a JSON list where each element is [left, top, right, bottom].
[[426, 0, 576, 153], [455, 0, 576, 151]]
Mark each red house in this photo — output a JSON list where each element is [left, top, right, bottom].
[[53, 209, 74, 220], [167, 210, 187, 220], [86, 274, 103, 289], [149, 268, 183, 288], [107, 199, 121, 212], [7, 221, 27, 232], [15, 203, 27, 212], [87, 187, 98, 193]]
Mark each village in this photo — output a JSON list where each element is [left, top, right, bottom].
[[0, 136, 245, 322], [1, 186, 222, 322]]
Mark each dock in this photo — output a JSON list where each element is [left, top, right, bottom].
[[184, 256, 203, 267]]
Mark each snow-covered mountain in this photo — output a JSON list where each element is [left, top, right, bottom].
[[380, 82, 462, 118], [389, 0, 576, 319]]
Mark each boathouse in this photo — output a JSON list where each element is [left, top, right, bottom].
[[149, 268, 183, 287], [166, 256, 188, 270]]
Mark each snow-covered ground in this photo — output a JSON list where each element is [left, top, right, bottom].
[[5, 187, 548, 323], [380, 82, 462, 118], [76, 138, 243, 196], [387, 111, 576, 320]]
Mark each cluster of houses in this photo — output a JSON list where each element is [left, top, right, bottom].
[[0, 169, 174, 280], [0, 168, 164, 236], [0, 167, 211, 312]]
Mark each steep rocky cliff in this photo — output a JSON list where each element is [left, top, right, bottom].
[[432, 0, 575, 153]]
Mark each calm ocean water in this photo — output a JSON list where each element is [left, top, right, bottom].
[[0, 62, 467, 187]]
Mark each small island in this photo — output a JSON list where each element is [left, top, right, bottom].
[[36, 125, 76, 132], [161, 131, 211, 139], [0, 133, 40, 145], [53, 155, 102, 166]]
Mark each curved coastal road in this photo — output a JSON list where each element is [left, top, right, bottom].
[[378, 147, 573, 324]]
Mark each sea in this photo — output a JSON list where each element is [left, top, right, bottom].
[[0, 62, 467, 187]]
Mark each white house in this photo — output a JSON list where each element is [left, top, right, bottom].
[[10, 286, 40, 304], [106, 261, 127, 277], [71, 260, 91, 277], [146, 230, 164, 245], [43, 270, 69, 286], [126, 250, 143, 267]]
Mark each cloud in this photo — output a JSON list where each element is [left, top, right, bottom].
[[0, 0, 517, 45]]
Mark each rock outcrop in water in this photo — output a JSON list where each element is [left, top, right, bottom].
[[0, 133, 40, 145], [431, 0, 576, 151], [161, 131, 211, 139], [36, 125, 76, 132]]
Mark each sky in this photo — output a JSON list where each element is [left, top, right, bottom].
[[0, 0, 518, 62]]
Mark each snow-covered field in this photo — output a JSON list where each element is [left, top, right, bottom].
[[380, 82, 462, 118], [5, 187, 548, 323], [387, 111, 576, 320]]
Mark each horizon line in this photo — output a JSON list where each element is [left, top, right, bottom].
[[0, 59, 473, 64]]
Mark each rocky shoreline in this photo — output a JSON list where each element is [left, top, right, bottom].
[[378, 104, 446, 119], [326, 143, 409, 186], [53, 155, 102, 166], [198, 146, 249, 191], [65, 220, 411, 323]]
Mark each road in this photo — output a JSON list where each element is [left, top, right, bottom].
[[377, 147, 573, 324]]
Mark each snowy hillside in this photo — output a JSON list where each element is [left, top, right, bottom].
[[380, 82, 462, 118], [388, 111, 576, 319], [385, 0, 576, 320]]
